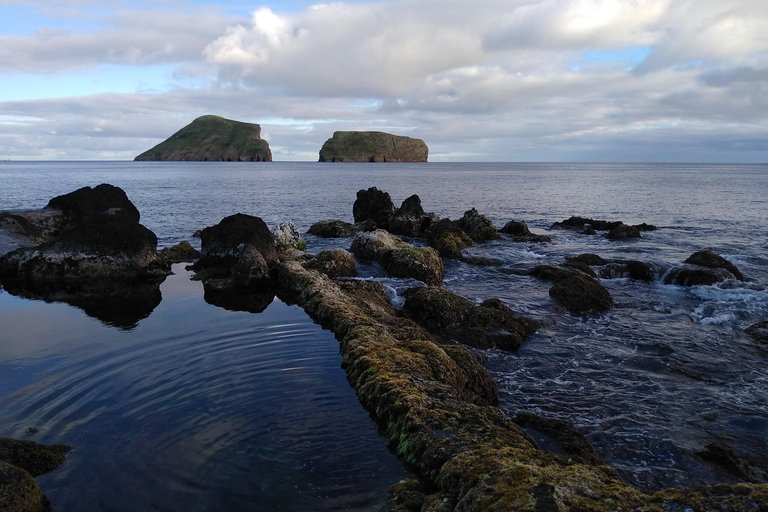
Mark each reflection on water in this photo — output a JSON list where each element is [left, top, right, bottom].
[[0, 264, 407, 511]]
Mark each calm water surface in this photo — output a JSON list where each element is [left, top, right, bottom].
[[1, 161, 768, 505]]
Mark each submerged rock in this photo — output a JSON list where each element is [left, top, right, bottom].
[[685, 250, 744, 281], [513, 413, 604, 466], [425, 218, 473, 259], [456, 208, 500, 243], [552, 216, 656, 234], [352, 187, 396, 230], [746, 321, 768, 344]]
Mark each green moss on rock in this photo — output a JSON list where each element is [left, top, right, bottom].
[[318, 131, 428, 162]]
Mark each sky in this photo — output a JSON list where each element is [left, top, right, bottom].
[[1, 0, 767, 162]]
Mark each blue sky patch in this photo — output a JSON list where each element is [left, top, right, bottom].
[[571, 46, 651, 71]]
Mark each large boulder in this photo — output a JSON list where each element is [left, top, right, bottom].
[[425, 218, 473, 259], [664, 267, 736, 287], [352, 187, 396, 229], [192, 213, 277, 287], [307, 219, 357, 238], [389, 195, 439, 236], [402, 287, 539, 350], [456, 208, 500, 243], [380, 245, 444, 286], [350, 229, 402, 261], [685, 250, 744, 281], [304, 249, 357, 278]]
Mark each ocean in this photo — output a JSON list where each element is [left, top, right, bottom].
[[1, 161, 767, 509]]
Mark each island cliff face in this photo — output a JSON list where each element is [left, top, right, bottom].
[[318, 131, 428, 162], [134, 115, 272, 162]]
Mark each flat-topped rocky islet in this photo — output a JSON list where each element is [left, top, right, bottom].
[[134, 115, 272, 162], [318, 131, 428, 162]]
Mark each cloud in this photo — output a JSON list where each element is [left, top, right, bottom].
[[1, 0, 768, 161]]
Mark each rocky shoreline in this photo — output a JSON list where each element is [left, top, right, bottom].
[[1, 184, 767, 511]]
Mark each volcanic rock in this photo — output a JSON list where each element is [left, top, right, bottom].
[[425, 218, 473, 259], [456, 208, 501, 243], [389, 195, 439, 236], [685, 250, 744, 281], [380, 245, 444, 286], [304, 249, 357, 278], [352, 187, 396, 229]]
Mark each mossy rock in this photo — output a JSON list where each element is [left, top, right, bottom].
[[426, 219, 473, 259]]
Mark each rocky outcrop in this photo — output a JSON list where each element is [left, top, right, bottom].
[[425, 219, 473, 259], [192, 213, 277, 289], [685, 250, 744, 281], [389, 195, 439, 237], [0, 185, 170, 283], [318, 131, 428, 162], [605, 223, 641, 240], [352, 187, 396, 230], [552, 216, 657, 236], [134, 115, 272, 162], [402, 287, 539, 350], [456, 208, 501, 243]]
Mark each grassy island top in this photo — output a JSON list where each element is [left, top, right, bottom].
[[319, 131, 428, 162], [134, 115, 272, 162]]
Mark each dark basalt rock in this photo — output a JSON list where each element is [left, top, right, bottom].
[[456, 208, 501, 243], [626, 260, 657, 282], [161, 241, 201, 263], [389, 195, 439, 236], [425, 218, 473, 259], [513, 412, 604, 466], [746, 321, 768, 344], [352, 187, 395, 230], [193, 213, 277, 287], [47, 184, 140, 223], [531, 266, 613, 315], [552, 216, 656, 234], [0, 210, 65, 250], [685, 250, 744, 281], [549, 274, 614, 315], [304, 249, 357, 278], [605, 223, 641, 240], [567, 253, 608, 266], [664, 267, 735, 287], [307, 219, 357, 238], [500, 221, 552, 243], [0, 211, 170, 282], [402, 287, 539, 350]]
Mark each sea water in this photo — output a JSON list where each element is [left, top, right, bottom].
[[1, 161, 767, 507]]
